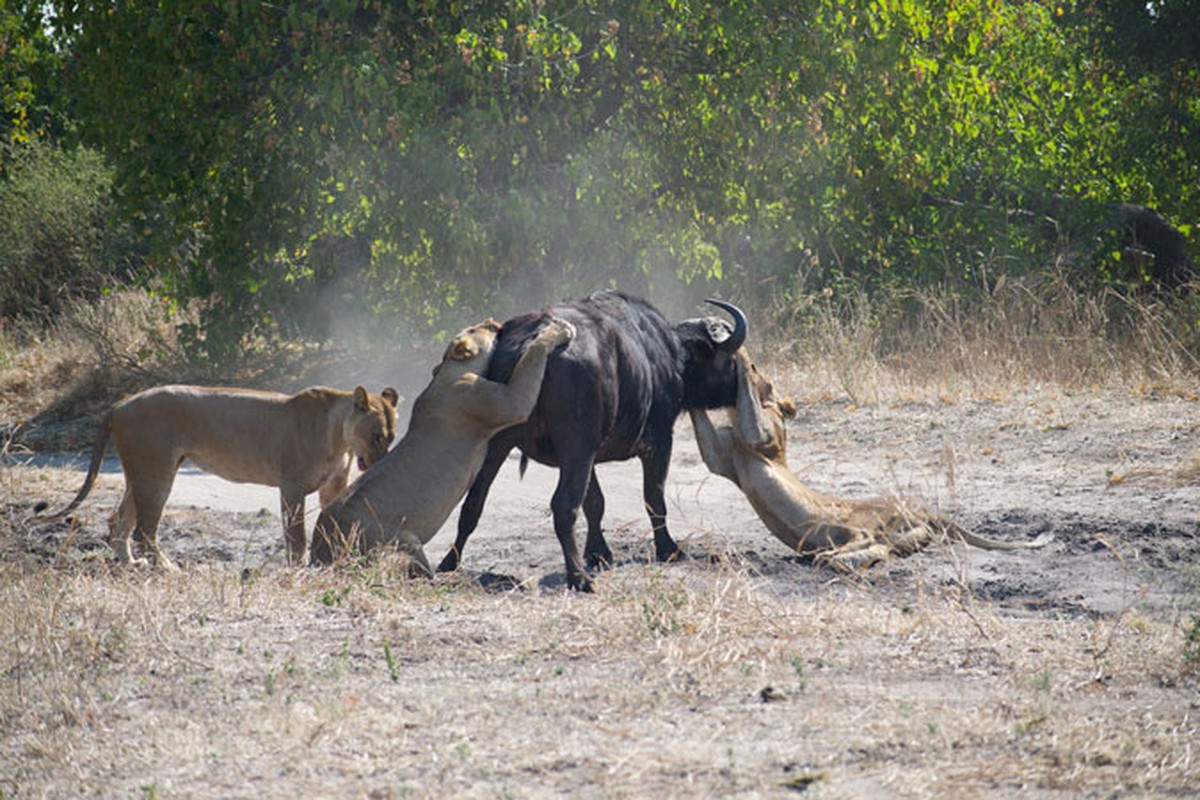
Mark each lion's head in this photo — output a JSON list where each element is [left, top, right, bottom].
[[347, 386, 400, 470], [432, 318, 502, 378], [741, 354, 797, 421]]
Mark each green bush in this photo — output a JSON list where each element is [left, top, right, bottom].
[[0, 139, 136, 321]]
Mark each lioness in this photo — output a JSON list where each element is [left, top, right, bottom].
[[39, 384, 399, 568], [310, 315, 575, 573], [689, 351, 1050, 570]]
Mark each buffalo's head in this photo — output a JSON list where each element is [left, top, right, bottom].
[[676, 298, 748, 409]]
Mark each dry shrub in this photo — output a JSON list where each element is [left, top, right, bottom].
[[0, 288, 195, 425]]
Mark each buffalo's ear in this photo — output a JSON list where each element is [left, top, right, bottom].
[[353, 386, 370, 412], [381, 387, 400, 408], [675, 317, 741, 355], [704, 318, 736, 347], [704, 299, 747, 352]]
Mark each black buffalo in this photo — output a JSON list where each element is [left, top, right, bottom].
[[436, 290, 747, 591]]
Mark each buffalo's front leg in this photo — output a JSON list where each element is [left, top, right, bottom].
[[641, 446, 681, 562], [437, 431, 517, 573], [553, 458, 596, 592], [582, 470, 612, 570]]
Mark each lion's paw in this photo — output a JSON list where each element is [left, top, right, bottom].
[[541, 317, 576, 348]]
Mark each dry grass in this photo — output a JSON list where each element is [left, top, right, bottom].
[[0, 289, 192, 428], [3, 280, 1200, 796], [7, 275, 1200, 428], [757, 271, 1200, 405], [0, 556, 1193, 798]]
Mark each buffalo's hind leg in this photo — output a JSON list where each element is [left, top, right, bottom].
[[582, 470, 613, 570], [552, 457, 596, 592], [436, 430, 518, 573]]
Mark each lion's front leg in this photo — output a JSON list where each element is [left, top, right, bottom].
[[689, 408, 739, 482], [394, 530, 433, 579], [280, 489, 308, 566], [317, 461, 351, 509], [483, 317, 575, 422], [732, 351, 777, 455]]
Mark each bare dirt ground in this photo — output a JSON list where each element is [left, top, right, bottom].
[[3, 386, 1199, 798]]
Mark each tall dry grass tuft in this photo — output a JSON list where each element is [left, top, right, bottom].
[[757, 270, 1200, 402]]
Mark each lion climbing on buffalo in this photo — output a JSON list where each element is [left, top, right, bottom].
[[309, 315, 576, 574]]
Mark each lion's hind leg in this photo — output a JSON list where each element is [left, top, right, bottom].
[[819, 540, 891, 573], [886, 520, 937, 557], [125, 467, 180, 572], [108, 489, 141, 566], [392, 530, 433, 579]]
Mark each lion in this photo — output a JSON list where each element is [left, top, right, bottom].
[[310, 315, 575, 574], [38, 384, 400, 569], [688, 351, 1050, 571]]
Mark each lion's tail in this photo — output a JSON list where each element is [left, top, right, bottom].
[[35, 412, 113, 523], [939, 518, 1053, 551]]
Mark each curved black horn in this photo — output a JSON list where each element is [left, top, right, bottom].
[[705, 298, 747, 352]]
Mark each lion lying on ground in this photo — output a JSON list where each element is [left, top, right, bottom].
[[310, 315, 575, 574], [38, 384, 399, 568], [689, 351, 1050, 570]]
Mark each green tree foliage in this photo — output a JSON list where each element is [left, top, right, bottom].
[[1, 2, 64, 157], [0, 139, 134, 320], [1, 3, 129, 321], [1058, 0, 1200, 249], [47, 1, 1198, 359]]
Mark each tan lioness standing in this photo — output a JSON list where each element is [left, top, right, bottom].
[[39, 384, 399, 568], [689, 351, 1050, 570], [310, 315, 575, 573]]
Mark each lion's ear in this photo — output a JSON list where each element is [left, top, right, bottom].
[[778, 397, 798, 420], [381, 387, 400, 408], [353, 386, 369, 411]]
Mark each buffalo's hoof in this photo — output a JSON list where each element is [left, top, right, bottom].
[[657, 546, 687, 563], [567, 572, 595, 593], [584, 548, 613, 571]]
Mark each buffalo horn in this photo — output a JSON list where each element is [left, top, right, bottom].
[[705, 298, 748, 352]]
